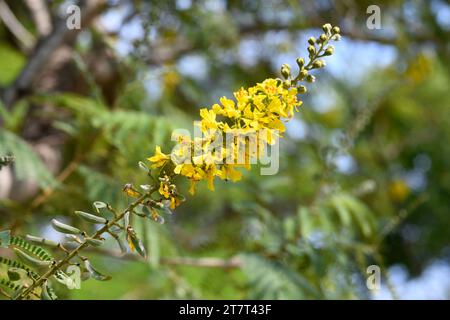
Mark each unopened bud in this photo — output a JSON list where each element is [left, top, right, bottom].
[[296, 57, 305, 68], [324, 46, 334, 56], [306, 75, 316, 83], [332, 26, 340, 34], [331, 34, 342, 41], [283, 80, 292, 88], [319, 34, 327, 43], [299, 69, 308, 79], [313, 60, 326, 69], [281, 63, 291, 79], [322, 23, 332, 33], [308, 37, 316, 45], [298, 85, 307, 94], [307, 45, 316, 55]]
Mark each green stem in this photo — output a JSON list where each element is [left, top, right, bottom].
[[15, 189, 156, 300]]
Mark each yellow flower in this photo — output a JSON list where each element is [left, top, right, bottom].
[[200, 108, 218, 131], [159, 182, 170, 198], [219, 164, 242, 182], [122, 183, 140, 198], [220, 97, 240, 118], [144, 24, 341, 209], [148, 146, 170, 168]]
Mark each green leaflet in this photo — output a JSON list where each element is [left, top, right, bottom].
[[51, 219, 82, 235], [0, 278, 22, 292], [0, 256, 40, 283], [74, 210, 107, 224], [9, 236, 54, 261], [84, 260, 112, 281], [240, 253, 321, 299], [0, 128, 56, 188], [25, 235, 59, 248], [40, 281, 55, 300], [14, 248, 53, 268], [0, 230, 10, 248], [85, 238, 105, 247]]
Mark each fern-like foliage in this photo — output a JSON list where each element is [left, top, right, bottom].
[[241, 254, 320, 299], [0, 129, 56, 188]]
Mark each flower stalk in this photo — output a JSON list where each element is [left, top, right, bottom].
[[15, 188, 157, 300]]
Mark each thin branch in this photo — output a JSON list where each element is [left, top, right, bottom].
[[83, 246, 242, 269], [2, 0, 108, 108], [162, 256, 242, 269], [0, 287, 12, 299], [0, 0, 35, 51], [16, 189, 155, 300], [24, 0, 52, 36]]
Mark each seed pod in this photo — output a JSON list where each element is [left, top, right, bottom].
[[85, 238, 105, 247], [51, 219, 82, 235], [74, 211, 107, 224], [14, 248, 53, 268], [26, 235, 59, 248]]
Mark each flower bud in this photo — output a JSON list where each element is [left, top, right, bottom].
[[313, 60, 326, 69], [331, 34, 342, 41], [306, 75, 316, 83], [299, 69, 308, 79], [322, 23, 332, 33], [298, 85, 307, 94], [281, 63, 291, 79], [307, 45, 316, 55], [296, 57, 305, 68], [324, 46, 334, 56], [283, 80, 292, 88], [319, 33, 327, 43], [332, 26, 340, 34], [308, 37, 316, 45]]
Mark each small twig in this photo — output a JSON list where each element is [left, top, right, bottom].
[[2, 0, 108, 108], [0, 0, 35, 51], [16, 189, 155, 300], [24, 0, 52, 36], [82, 245, 242, 269], [161, 256, 242, 269], [0, 287, 12, 299]]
